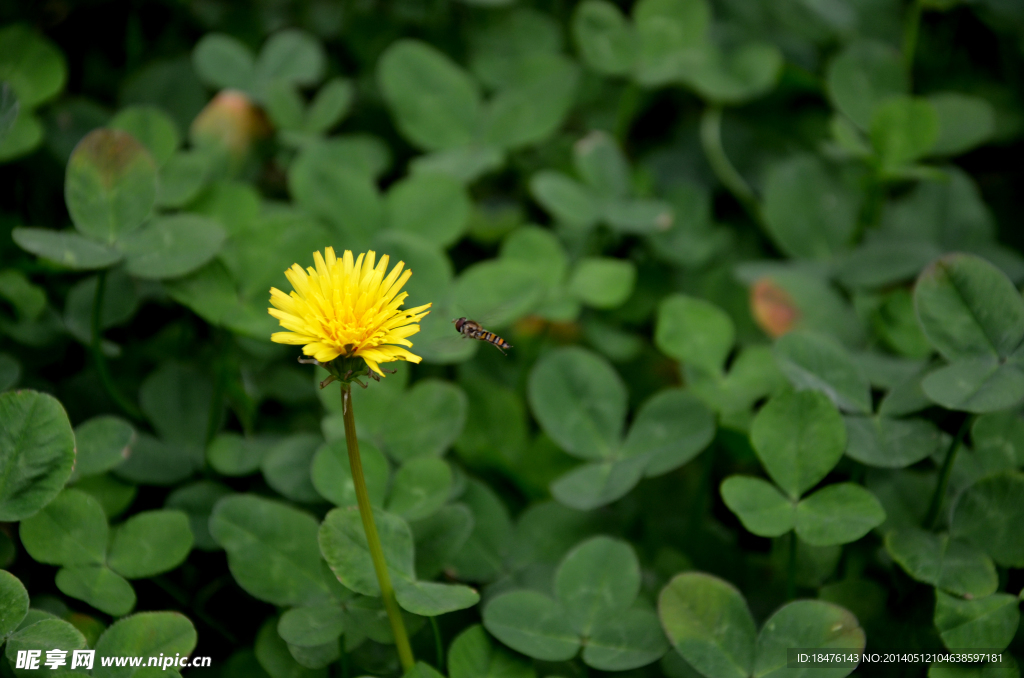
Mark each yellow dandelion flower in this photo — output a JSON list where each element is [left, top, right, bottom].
[[268, 247, 431, 377]]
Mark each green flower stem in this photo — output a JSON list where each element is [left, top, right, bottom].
[[924, 414, 974, 529], [340, 643, 350, 678], [903, 0, 924, 83], [341, 385, 415, 672], [90, 270, 145, 423], [699, 105, 762, 224], [430, 616, 444, 672]]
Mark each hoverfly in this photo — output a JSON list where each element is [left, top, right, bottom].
[[452, 317, 512, 354]]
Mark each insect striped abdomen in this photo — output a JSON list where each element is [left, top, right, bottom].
[[452, 317, 512, 354]]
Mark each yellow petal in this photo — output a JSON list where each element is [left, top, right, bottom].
[[269, 248, 431, 365], [271, 331, 317, 345]]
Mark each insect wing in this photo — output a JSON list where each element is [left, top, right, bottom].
[[416, 302, 517, 364], [414, 303, 478, 365], [455, 304, 516, 351], [454, 289, 541, 330], [455, 295, 531, 332]]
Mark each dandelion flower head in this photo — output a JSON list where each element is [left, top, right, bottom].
[[269, 248, 431, 376]]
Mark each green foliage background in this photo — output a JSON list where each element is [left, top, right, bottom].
[[1, 0, 1023, 677]]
